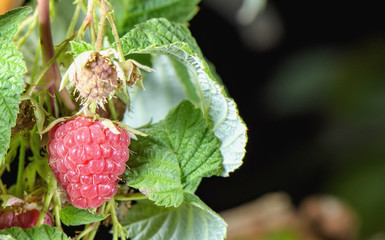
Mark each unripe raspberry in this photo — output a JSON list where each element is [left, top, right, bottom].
[[47, 117, 130, 209], [75, 52, 119, 101]]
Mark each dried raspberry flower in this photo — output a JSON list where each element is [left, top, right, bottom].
[[60, 48, 154, 108]]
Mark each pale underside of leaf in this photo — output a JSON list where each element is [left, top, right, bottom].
[[128, 45, 247, 176], [120, 18, 247, 176], [123, 55, 188, 127]]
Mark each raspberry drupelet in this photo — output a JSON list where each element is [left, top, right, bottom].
[[47, 117, 130, 209]]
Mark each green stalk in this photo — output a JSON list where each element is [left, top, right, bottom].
[[106, 13, 125, 62], [79, 203, 106, 240], [84, 222, 101, 240], [0, 176, 7, 194], [114, 193, 147, 201], [45, 89, 52, 115], [15, 140, 26, 198], [108, 98, 118, 121], [107, 199, 127, 240], [30, 44, 41, 86], [37, 173, 57, 226], [26, 39, 71, 96], [77, 225, 94, 240], [90, 4, 97, 46], [16, 9, 39, 48], [53, 190, 63, 231], [95, 0, 108, 52], [77, 0, 95, 41], [66, 0, 82, 38]]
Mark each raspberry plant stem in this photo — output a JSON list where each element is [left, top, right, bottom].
[[107, 199, 127, 240], [53, 190, 63, 231], [37, 173, 57, 226], [95, 0, 107, 52], [108, 98, 118, 121], [84, 222, 101, 240], [37, 0, 76, 113], [16, 9, 39, 48], [78, 203, 106, 240], [26, 37, 73, 96], [0, 176, 7, 194], [90, 6, 97, 45], [106, 13, 125, 62], [15, 140, 26, 198], [77, 0, 95, 40], [66, 0, 82, 38], [30, 44, 41, 85], [114, 193, 147, 201], [77, 225, 94, 240]]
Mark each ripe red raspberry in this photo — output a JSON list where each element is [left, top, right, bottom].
[[47, 117, 130, 209]]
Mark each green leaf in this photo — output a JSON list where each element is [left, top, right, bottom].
[[59, 206, 108, 226], [25, 152, 50, 188], [0, 7, 32, 41], [70, 41, 93, 58], [120, 18, 201, 56], [0, 41, 27, 164], [121, 18, 247, 176], [0, 7, 29, 164], [111, 0, 200, 34], [0, 225, 70, 240], [124, 100, 222, 207], [121, 194, 227, 240]]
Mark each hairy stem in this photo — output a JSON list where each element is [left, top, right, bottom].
[[15, 140, 26, 198], [38, 0, 76, 113], [107, 13, 125, 62], [95, 0, 108, 51], [90, 5, 97, 45]]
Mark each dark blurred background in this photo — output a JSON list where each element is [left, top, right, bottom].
[[192, 0, 385, 238]]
